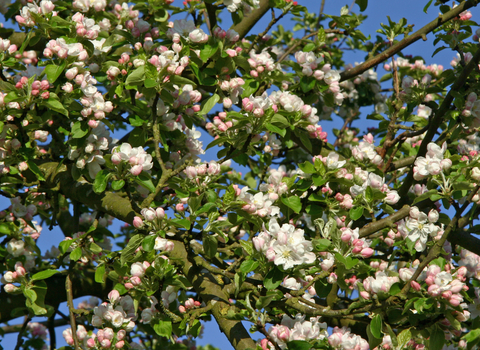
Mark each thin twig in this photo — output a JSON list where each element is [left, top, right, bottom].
[[340, 0, 480, 81], [247, 8, 288, 54], [277, 29, 346, 63], [315, 0, 327, 28], [151, 93, 167, 173], [66, 274, 80, 350], [13, 315, 30, 350]]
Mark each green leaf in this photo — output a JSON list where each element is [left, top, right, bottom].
[[264, 267, 284, 290], [463, 328, 480, 345], [397, 329, 411, 350], [31, 269, 59, 281], [317, 28, 326, 45], [88, 242, 103, 254], [303, 43, 315, 52], [239, 260, 259, 273], [265, 123, 286, 137], [44, 62, 66, 83], [298, 161, 315, 174], [203, 235, 218, 258], [314, 279, 333, 298], [281, 196, 302, 213], [423, 0, 433, 13], [170, 218, 191, 230], [356, 0, 368, 11], [200, 42, 219, 62], [125, 65, 145, 86], [70, 247, 83, 261], [196, 202, 217, 215], [128, 127, 146, 147], [153, 320, 172, 337], [312, 238, 331, 251], [59, 240, 73, 254], [94, 170, 111, 193], [111, 179, 125, 191], [44, 96, 69, 116], [71, 121, 89, 139], [255, 294, 276, 309], [371, 314, 382, 338], [120, 234, 143, 265], [271, 113, 290, 127], [286, 340, 312, 350], [199, 93, 220, 116], [349, 206, 364, 220], [300, 76, 315, 93], [241, 79, 259, 97], [95, 264, 106, 283], [144, 78, 157, 88], [240, 240, 254, 255], [142, 235, 156, 252], [134, 173, 155, 192], [26, 161, 45, 181], [295, 130, 313, 153], [430, 326, 445, 350], [169, 75, 197, 87]]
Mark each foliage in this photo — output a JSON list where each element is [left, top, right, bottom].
[[1, 0, 480, 350]]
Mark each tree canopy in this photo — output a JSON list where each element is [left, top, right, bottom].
[[2, 0, 480, 350]]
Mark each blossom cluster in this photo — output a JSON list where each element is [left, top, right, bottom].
[[68, 123, 113, 179], [261, 314, 328, 350], [413, 142, 451, 180], [111, 143, 153, 176], [253, 218, 315, 269], [63, 291, 137, 349], [238, 186, 281, 217]]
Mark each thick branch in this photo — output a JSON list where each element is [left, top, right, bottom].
[[39, 162, 136, 224], [169, 241, 256, 350], [340, 0, 480, 82], [230, 0, 270, 40]]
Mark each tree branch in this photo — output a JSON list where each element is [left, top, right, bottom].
[[230, 0, 271, 40], [398, 43, 480, 197], [340, 0, 480, 82], [169, 241, 256, 350]]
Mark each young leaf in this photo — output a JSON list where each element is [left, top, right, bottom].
[[239, 260, 259, 274], [94, 170, 111, 194], [281, 196, 302, 213], [203, 235, 218, 258], [120, 234, 143, 265], [371, 314, 382, 338], [70, 247, 83, 261], [95, 264, 106, 283], [286, 340, 312, 350], [142, 235, 156, 252], [356, 0, 368, 11], [153, 320, 172, 338], [264, 267, 284, 290], [31, 269, 59, 281], [44, 61, 66, 83], [349, 206, 364, 220], [199, 93, 220, 116]]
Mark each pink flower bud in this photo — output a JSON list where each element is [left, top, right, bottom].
[[360, 291, 370, 299], [361, 248, 374, 258], [133, 216, 144, 228], [108, 290, 120, 303]]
